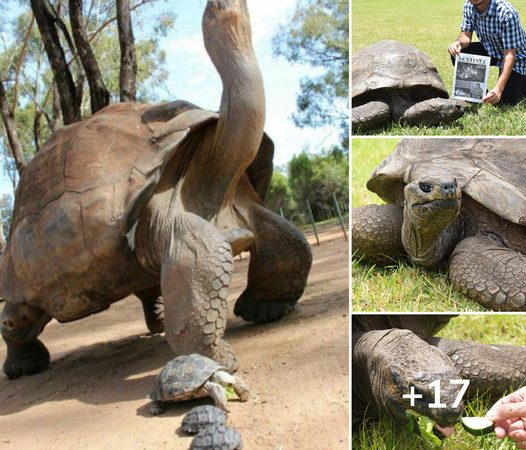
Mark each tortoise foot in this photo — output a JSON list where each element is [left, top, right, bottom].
[[144, 296, 164, 334], [149, 400, 165, 416], [204, 339, 239, 373], [234, 294, 296, 323], [3, 339, 50, 380]]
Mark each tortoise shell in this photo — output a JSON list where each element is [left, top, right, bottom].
[[352, 40, 448, 104], [151, 354, 226, 401], [190, 424, 243, 450], [1, 101, 273, 314], [182, 405, 228, 434]]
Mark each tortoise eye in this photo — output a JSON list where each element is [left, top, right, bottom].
[[419, 182, 432, 193]]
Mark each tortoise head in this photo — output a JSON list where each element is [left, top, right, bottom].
[[401, 175, 462, 268], [404, 176, 461, 225], [366, 329, 463, 437]]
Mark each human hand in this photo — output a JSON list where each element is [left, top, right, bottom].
[[483, 87, 502, 104], [448, 41, 462, 57], [486, 387, 526, 447]]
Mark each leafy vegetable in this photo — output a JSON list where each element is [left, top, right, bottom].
[[405, 410, 443, 450], [418, 415, 443, 450], [225, 385, 237, 400]]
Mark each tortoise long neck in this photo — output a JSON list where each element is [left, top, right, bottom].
[[401, 206, 464, 269], [181, 0, 265, 221]]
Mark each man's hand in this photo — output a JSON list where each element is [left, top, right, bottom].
[[486, 387, 526, 448], [483, 87, 503, 104], [448, 41, 463, 57]]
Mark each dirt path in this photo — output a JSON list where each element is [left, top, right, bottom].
[[0, 227, 348, 450]]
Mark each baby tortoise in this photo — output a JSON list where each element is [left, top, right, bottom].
[[149, 354, 249, 415]]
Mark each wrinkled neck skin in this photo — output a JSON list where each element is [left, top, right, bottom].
[[352, 329, 463, 429], [180, 0, 265, 221], [402, 203, 464, 270]]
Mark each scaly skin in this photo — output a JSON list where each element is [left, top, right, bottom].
[[234, 202, 312, 323], [351, 101, 391, 132], [352, 204, 405, 266], [352, 328, 463, 428], [449, 234, 526, 311], [425, 336, 526, 397]]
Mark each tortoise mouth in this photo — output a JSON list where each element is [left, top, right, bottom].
[[405, 408, 457, 440], [411, 199, 458, 211]]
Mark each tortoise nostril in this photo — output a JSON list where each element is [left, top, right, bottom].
[[441, 182, 456, 195]]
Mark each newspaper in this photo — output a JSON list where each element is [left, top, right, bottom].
[[451, 53, 491, 103]]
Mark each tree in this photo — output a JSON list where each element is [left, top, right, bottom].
[[272, 0, 348, 150], [69, 0, 111, 113], [116, 0, 137, 102], [265, 171, 296, 218], [287, 149, 348, 222], [29, 0, 82, 124], [0, 0, 172, 175]]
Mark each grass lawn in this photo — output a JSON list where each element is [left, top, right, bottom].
[[352, 0, 526, 135], [352, 314, 526, 450], [351, 138, 485, 312]]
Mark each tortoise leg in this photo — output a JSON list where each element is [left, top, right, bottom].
[[159, 212, 238, 372], [149, 400, 165, 416], [202, 380, 229, 412], [449, 234, 526, 311], [400, 98, 467, 127], [233, 204, 312, 323], [1, 302, 51, 379], [425, 336, 526, 398], [351, 101, 391, 132], [213, 370, 250, 401], [352, 204, 406, 266], [135, 286, 164, 334]]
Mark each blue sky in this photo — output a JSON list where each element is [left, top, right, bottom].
[[0, 0, 339, 196]]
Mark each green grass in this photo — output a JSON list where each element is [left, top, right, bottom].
[[353, 315, 526, 450], [351, 138, 485, 312], [352, 0, 526, 135]]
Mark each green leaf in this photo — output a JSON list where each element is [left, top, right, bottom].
[[225, 386, 237, 400]]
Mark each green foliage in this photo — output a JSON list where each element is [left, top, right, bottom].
[[287, 148, 348, 222], [352, 0, 526, 135], [273, 0, 348, 148], [265, 171, 296, 219], [265, 148, 348, 225]]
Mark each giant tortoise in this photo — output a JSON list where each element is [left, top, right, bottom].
[[352, 138, 526, 311], [0, 0, 312, 379], [352, 40, 468, 132], [353, 315, 526, 439]]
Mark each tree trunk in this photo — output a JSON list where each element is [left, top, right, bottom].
[[34, 108, 43, 153], [30, 0, 81, 124], [50, 81, 62, 132], [0, 81, 26, 175], [69, 0, 110, 114], [116, 0, 137, 102]]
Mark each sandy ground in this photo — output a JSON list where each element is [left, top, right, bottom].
[[0, 225, 349, 450]]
